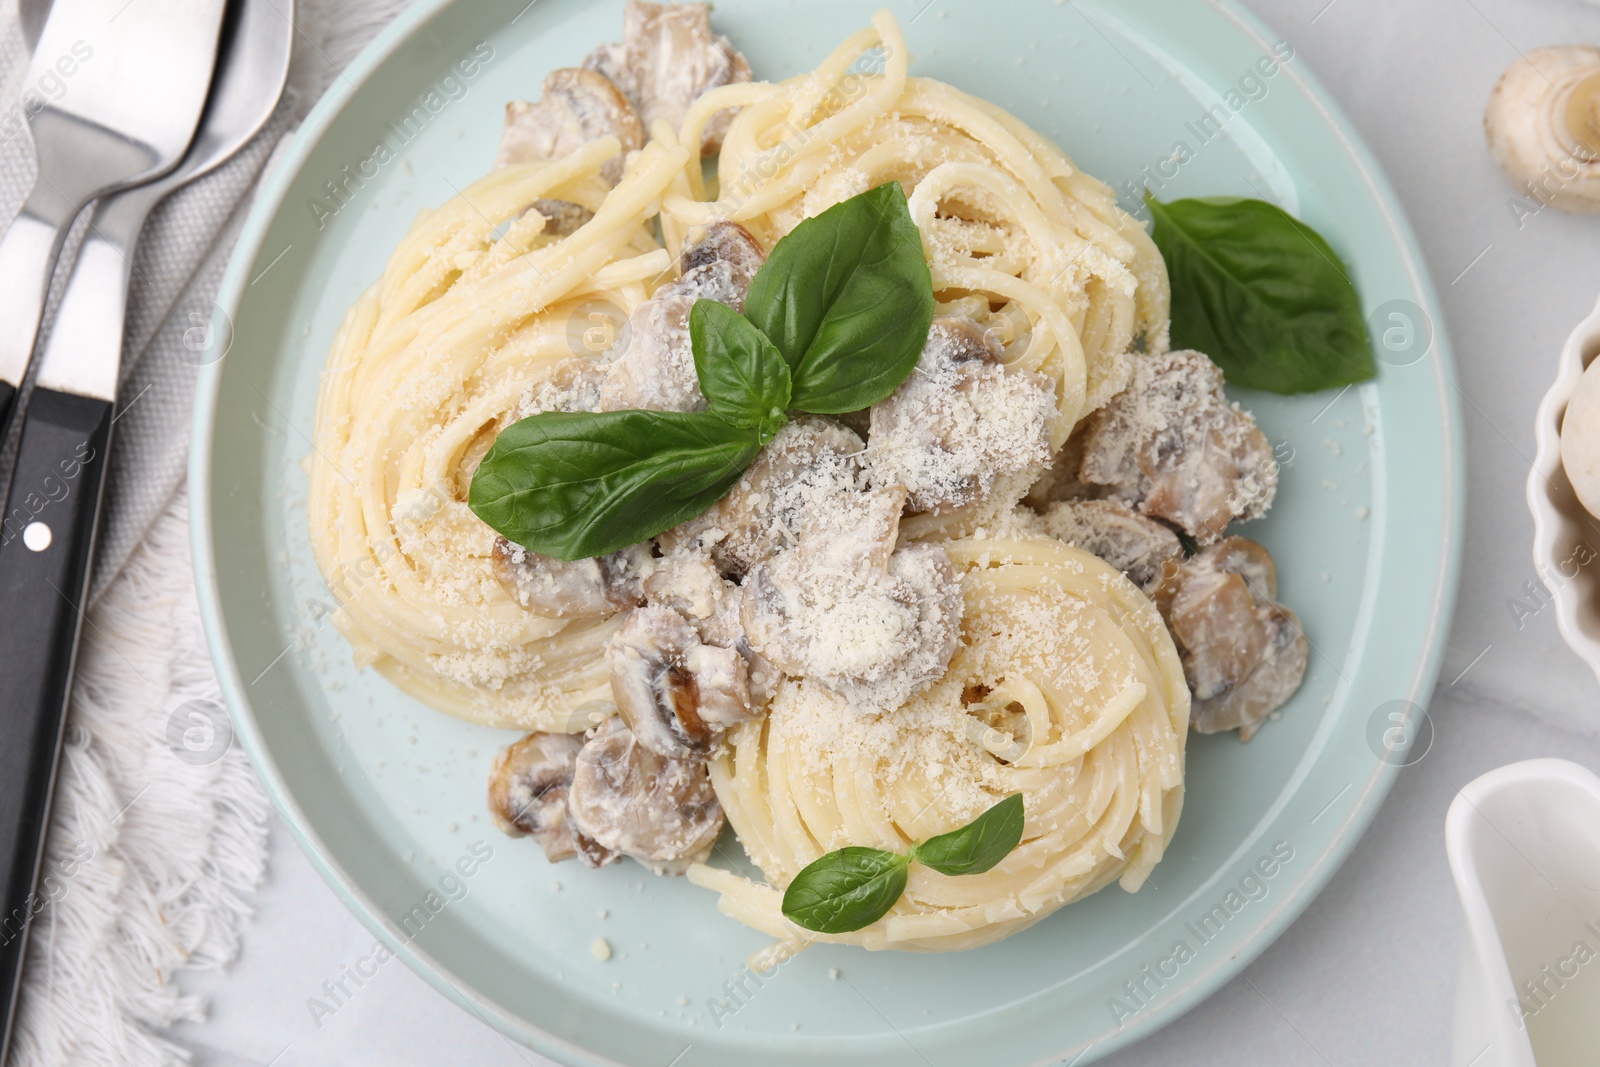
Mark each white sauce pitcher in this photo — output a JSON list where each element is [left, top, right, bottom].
[[1447, 759, 1600, 1067]]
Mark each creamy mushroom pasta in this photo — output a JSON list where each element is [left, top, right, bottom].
[[307, 3, 1310, 962]]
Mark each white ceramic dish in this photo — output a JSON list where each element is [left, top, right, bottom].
[[1447, 759, 1600, 1067], [1528, 292, 1600, 683]]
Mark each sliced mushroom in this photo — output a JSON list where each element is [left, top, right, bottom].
[[583, 0, 753, 155], [1200, 536, 1278, 600], [525, 197, 595, 239], [492, 539, 653, 619], [1080, 350, 1277, 544], [666, 416, 868, 579], [1041, 499, 1182, 591], [1024, 422, 1096, 509], [607, 605, 754, 761], [495, 67, 644, 184], [1188, 606, 1306, 739], [1168, 569, 1268, 700], [803, 481, 908, 575], [927, 315, 1004, 364], [487, 732, 618, 867], [1485, 45, 1600, 214], [598, 222, 767, 413], [868, 316, 1057, 515], [642, 548, 727, 624], [677, 221, 767, 298], [682, 643, 751, 725], [641, 546, 752, 648], [740, 517, 963, 712], [568, 715, 725, 875], [519, 355, 609, 418], [1152, 537, 1307, 740], [636, 548, 782, 707]]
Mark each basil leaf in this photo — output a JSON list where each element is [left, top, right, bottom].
[[468, 184, 941, 563], [777, 797, 1025, 932], [911, 793, 1025, 877], [690, 298, 791, 440], [781, 847, 910, 934], [469, 409, 760, 561], [743, 182, 934, 414], [1146, 194, 1374, 395]]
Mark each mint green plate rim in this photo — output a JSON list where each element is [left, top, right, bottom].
[[189, 1, 1464, 1063]]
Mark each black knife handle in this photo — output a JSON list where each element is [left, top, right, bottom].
[[0, 388, 112, 1047], [0, 380, 14, 447]]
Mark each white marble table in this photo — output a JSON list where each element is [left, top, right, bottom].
[[174, 0, 1600, 1062]]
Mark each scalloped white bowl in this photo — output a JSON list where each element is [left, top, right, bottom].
[[1529, 292, 1600, 683]]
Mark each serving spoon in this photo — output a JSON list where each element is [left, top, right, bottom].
[[0, 0, 291, 1057]]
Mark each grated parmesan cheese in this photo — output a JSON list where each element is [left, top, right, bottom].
[[868, 317, 1057, 516]]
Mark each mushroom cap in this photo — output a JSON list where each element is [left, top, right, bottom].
[[1561, 354, 1600, 518], [1486, 45, 1600, 214]]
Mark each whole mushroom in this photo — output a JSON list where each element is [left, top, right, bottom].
[[1486, 45, 1600, 214], [1562, 355, 1600, 518]]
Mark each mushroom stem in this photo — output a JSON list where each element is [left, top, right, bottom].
[[1564, 69, 1600, 160]]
